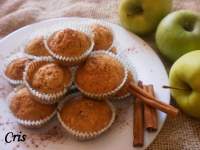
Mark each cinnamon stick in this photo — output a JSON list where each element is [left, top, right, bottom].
[[129, 81, 179, 117], [133, 81, 144, 147], [144, 85, 158, 131]]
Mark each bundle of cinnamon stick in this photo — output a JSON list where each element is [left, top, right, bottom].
[[129, 81, 179, 147]]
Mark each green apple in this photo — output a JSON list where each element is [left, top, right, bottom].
[[119, 0, 172, 35], [156, 10, 200, 62], [169, 50, 200, 119]]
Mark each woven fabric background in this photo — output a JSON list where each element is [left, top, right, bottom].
[[0, 0, 200, 149]]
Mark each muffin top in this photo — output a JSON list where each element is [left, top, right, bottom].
[[91, 24, 113, 50], [114, 71, 133, 97], [76, 53, 125, 94], [5, 57, 31, 80], [48, 28, 91, 57], [10, 88, 56, 121], [25, 36, 50, 56], [59, 95, 113, 132], [30, 62, 71, 93]]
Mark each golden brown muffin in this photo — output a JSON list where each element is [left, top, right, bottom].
[[59, 95, 113, 132], [48, 28, 90, 57], [114, 71, 133, 97], [5, 57, 31, 80], [10, 88, 56, 121], [91, 24, 113, 50], [30, 62, 71, 94], [25, 36, 50, 56], [75, 53, 125, 94]]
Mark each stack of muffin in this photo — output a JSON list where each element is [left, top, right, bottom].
[[3, 24, 135, 140]]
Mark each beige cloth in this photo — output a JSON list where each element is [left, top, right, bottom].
[[0, 0, 200, 149]]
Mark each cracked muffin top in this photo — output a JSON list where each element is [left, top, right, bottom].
[[48, 28, 91, 57], [27, 61, 72, 94]]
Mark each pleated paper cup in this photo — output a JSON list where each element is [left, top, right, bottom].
[[2, 52, 32, 85], [57, 93, 116, 140], [23, 57, 73, 104], [75, 51, 128, 99], [43, 24, 94, 66], [22, 49, 52, 60], [7, 86, 57, 128]]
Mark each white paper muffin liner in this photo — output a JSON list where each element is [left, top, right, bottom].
[[89, 20, 116, 52], [22, 49, 52, 60], [57, 93, 116, 140], [7, 86, 57, 128], [75, 50, 128, 99], [2, 52, 32, 85], [43, 24, 94, 65], [23, 57, 73, 104]]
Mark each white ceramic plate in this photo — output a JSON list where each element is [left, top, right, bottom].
[[0, 17, 170, 150]]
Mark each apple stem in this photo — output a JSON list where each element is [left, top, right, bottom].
[[162, 85, 190, 91]]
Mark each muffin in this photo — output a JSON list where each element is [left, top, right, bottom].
[[9, 87, 56, 127], [91, 24, 113, 51], [57, 94, 115, 140], [25, 36, 50, 57], [75, 51, 127, 99], [31, 63, 71, 93], [112, 71, 134, 99], [24, 58, 72, 103], [45, 28, 94, 65], [4, 57, 31, 84]]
